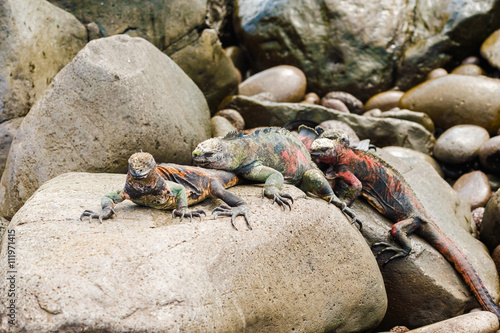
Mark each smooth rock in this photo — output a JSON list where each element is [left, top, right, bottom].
[[321, 91, 364, 114], [0, 0, 87, 122], [0, 117, 23, 176], [213, 109, 245, 131], [364, 108, 435, 133], [303, 92, 320, 104], [353, 150, 498, 329], [224, 45, 250, 75], [453, 171, 492, 209], [481, 29, 500, 70], [365, 91, 404, 112], [0, 35, 211, 219], [406, 311, 499, 333], [0, 173, 387, 332], [451, 64, 486, 76], [426, 68, 448, 80], [220, 95, 436, 154], [480, 190, 500, 252], [211, 116, 237, 137], [238, 65, 306, 103], [382, 146, 443, 177], [170, 29, 239, 112], [434, 125, 490, 164], [462, 56, 481, 65], [321, 98, 350, 113], [492, 246, 500, 279], [487, 173, 500, 192], [479, 136, 500, 173], [400, 75, 500, 134]]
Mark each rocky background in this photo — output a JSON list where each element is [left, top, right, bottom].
[[1, 0, 500, 332]]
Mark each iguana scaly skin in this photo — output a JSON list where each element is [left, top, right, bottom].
[[81, 152, 250, 230], [309, 137, 500, 320], [192, 127, 361, 226]]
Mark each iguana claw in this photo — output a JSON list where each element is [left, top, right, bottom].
[[212, 204, 251, 230], [372, 241, 410, 265], [80, 207, 116, 223], [327, 197, 363, 230], [262, 188, 294, 210], [172, 207, 206, 222]]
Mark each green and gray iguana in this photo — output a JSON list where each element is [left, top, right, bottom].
[[80, 152, 251, 230], [309, 135, 500, 321], [192, 127, 361, 227]]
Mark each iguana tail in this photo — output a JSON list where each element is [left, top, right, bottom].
[[420, 221, 500, 321]]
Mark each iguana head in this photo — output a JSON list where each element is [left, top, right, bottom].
[[192, 137, 239, 170], [128, 152, 157, 180], [310, 138, 344, 164]]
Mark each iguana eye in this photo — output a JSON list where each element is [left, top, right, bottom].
[[204, 152, 214, 158]]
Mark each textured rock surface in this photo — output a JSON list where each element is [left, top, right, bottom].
[[0, 35, 211, 219], [363, 108, 434, 133], [480, 190, 500, 252], [0, 117, 22, 176], [355, 150, 499, 329], [381, 146, 443, 177], [400, 75, 500, 135], [0, 0, 87, 122], [220, 95, 435, 153], [407, 311, 499, 333], [0, 173, 387, 332]]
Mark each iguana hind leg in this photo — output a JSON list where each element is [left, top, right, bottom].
[[373, 216, 421, 265], [209, 178, 251, 231]]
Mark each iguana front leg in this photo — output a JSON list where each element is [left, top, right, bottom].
[[168, 181, 206, 222], [80, 190, 123, 223], [329, 166, 362, 206], [301, 169, 362, 229], [241, 164, 294, 210]]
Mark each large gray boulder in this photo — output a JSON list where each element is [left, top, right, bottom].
[[0, 117, 22, 176], [355, 150, 499, 329], [0, 173, 387, 332], [48, 0, 239, 112], [233, 0, 500, 99], [0, 0, 87, 122], [0, 35, 211, 219]]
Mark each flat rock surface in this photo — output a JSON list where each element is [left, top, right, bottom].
[[0, 173, 387, 332]]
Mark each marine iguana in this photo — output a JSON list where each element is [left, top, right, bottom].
[[191, 127, 362, 227], [309, 136, 500, 320], [80, 152, 251, 230]]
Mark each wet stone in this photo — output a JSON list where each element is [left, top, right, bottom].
[[434, 125, 490, 164], [365, 90, 404, 112], [479, 136, 500, 174], [238, 65, 306, 103], [453, 171, 492, 209]]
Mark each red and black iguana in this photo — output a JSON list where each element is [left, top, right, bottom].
[[191, 127, 362, 227], [309, 135, 500, 320], [80, 152, 251, 230]]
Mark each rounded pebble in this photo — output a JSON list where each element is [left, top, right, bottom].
[[321, 98, 350, 113], [491, 245, 500, 279], [480, 189, 500, 251], [487, 173, 500, 191], [211, 115, 237, 137], [462, 56, 481, 65], [365, 90, 404, 111], [303, 92, 320, 104], [453, 171, 492, 209], [214, 109, 245, 130], [426, 68, 448, 80], [434, 125, 490, 164], [479, 136, 500, 173], [321, 91, 364, 114], [450, 64, 486, 76], [238, 65, 306, 103]]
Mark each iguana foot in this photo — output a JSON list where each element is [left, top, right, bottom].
[[172, 207, 206, 222], [328, 197, 363, 230], [80, 207, 116, 223], [262, 188, 294, 210], [372, 241, 410, 265], [212, 204, 251, 231]]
